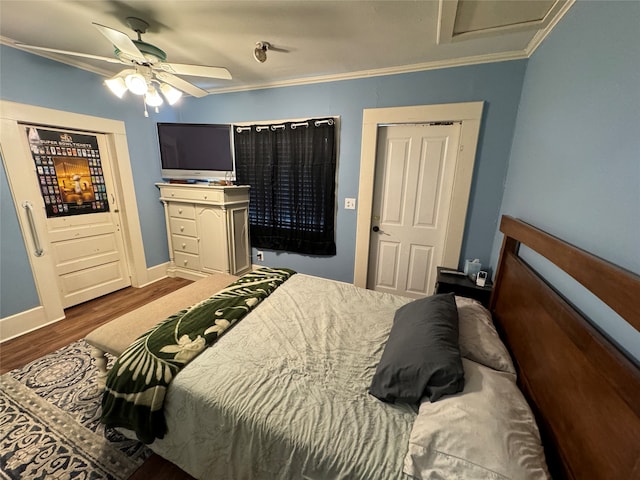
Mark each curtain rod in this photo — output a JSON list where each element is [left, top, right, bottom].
[[235, 118, 335, 133]]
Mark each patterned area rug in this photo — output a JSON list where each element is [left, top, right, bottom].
[[0, 340, 151, 479]]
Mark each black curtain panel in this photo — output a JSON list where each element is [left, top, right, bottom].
[[235, 118, 336, 255]]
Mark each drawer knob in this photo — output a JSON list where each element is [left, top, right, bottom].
[[180, 226, 184, 232], [182, 243, 186, 249], [204, 195, 208, 199], [183, 259, 188, 265], [178, 208, 183, 214]]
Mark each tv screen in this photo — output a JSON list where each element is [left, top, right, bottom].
[[157, 123, 235, 180]]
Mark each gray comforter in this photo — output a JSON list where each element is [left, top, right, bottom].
[[140, 273, 416, 479]]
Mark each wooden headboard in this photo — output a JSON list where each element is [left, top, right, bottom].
[[490, 216, 640, 480]]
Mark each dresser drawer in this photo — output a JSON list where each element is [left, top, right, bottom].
[[174, 251, 201, 271], [169, 217, 197, 237], [172, 234, 199, 255], [162, 186, 226, 203], [168, 203, 195, 219]]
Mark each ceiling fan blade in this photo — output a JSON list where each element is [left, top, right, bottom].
[[14, 43, 123, 64], [158, 63, 232, 80], [155, 71, 209, 98], [92, 22, 146, 63]]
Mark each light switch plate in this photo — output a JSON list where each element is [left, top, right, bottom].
[[345, 198, 356, 210]]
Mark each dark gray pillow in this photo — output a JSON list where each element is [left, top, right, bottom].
[[369, 293, 464, 403]]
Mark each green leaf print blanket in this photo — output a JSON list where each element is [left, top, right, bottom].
[[101, 267, 296, 444]]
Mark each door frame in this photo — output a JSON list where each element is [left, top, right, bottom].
[[0, 100, 148, 336], [354, 101, 484, 288]]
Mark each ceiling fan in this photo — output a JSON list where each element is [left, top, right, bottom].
[[16, 17, 232, 101]]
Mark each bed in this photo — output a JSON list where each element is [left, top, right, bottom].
[[490, 216, 640, 479], [106, 216, 639, 479]]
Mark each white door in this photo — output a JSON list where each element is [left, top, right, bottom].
[[21, 125, 131, 308], [367, 123, 461, 298]]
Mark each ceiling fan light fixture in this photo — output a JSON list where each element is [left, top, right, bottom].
[[125, 72, 148, 95], [144, 86, 164, 107], [160, 83, 183, 105], [104, 76, 127, 98], [18, 17, 232, 115], [254, 41, 269, 63]]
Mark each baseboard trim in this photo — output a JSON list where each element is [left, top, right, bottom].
[[1, 263, 173, 342], [0, 306, 64, 343], [137, 262, 170, 287]]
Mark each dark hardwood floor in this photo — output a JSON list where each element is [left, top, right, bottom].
[[0, 277, 196, 480]]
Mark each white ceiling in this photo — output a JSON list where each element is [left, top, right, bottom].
[[0, 0, 573, 95]]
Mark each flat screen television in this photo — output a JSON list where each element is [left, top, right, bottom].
[[157, 123, 235, 181]]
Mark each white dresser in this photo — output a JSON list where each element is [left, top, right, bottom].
[[157, 183, 251, 279]]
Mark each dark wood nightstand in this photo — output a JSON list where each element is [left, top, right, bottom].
[[435, 266, 492, 308]]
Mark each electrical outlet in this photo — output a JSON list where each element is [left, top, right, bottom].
[[345, 198, 356, 210], [256, 251, 264, 261]]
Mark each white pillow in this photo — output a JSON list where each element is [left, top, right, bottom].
[[404, 358, 549, 480], [456, 296, 516, 376]]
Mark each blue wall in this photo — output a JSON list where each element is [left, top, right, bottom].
[[1, 43, 527, 317], [0, 152, 38, 314], [178, 61, 527, 281], [0, 46, 174, 317], [491, 0, 640, 362]]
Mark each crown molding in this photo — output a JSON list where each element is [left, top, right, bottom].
[[205, 49, 529, 95], [525, 0, 575, 56]]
